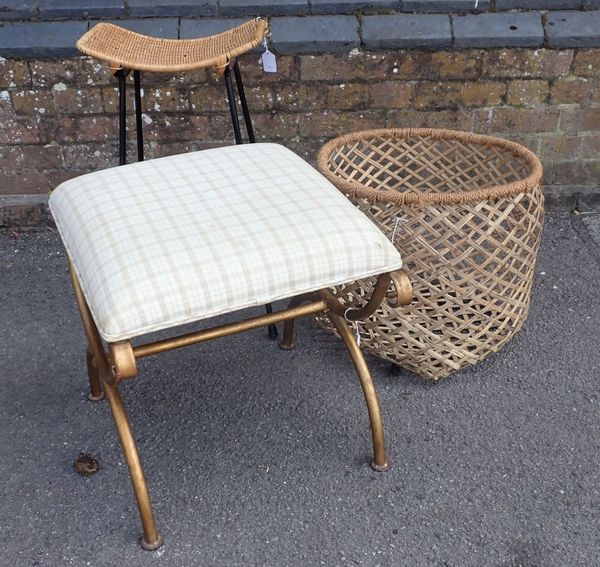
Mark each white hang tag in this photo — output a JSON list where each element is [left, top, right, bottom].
[[261, 49, 277, 73]]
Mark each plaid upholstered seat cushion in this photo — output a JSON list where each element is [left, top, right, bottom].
[[50, 143, 402, 342]]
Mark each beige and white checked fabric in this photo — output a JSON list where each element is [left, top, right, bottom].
[[50, 143, 402, 342]]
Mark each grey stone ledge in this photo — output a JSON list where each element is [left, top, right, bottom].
[[0, 20, 88, 57], [453, 12, 544, 48], [310, 1, 400, 14], [496, 0, 582, 9], [39, 0, 126, 20], [96, 17, 179, 38], [402, 0, 489, 13], [180, 17, 247, 39], [0, 0, 37, 20], [219, 0, 309, 17], [546, 10, 600, 47], [270, 15, 360, 53], [128, 0, 217, 18], [362, 14, 452, 48]]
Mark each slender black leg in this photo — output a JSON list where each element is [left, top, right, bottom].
[[224, 64, 243, 145], [133, 70, 144, 162], [233, 60, 256, 144], [224, 62, 277, 339], [115, 69, 129, 166]]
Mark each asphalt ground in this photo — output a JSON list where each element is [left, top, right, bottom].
[[1, 212, 599, 567]]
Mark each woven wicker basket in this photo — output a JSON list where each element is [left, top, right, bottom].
[[316, 128, 544, 380]]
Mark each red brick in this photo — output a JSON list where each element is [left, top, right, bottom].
[[579, 135, 600, 158], [540, 135, 581, 160], [414, 81, 462, 109], [506, 80, 548, 106], [244, 85, 276, 112], [53, 87, 104, 114], [12, 89, 54, 115], [274, 84, 327, 111], [142, 87, 190, 113], [554, 161, 600, 185], [47, 169, 94, 189], [40, 116, 116, 144], [30, 59, 81, 87], [298, 111, 386, 138], [142, 114, 210, 142], [572, 50, 600, 78], [301, 53, 389, 82], [481, 49, 573, 79], [475, 108, 559, 133], [0, 144, 64, 169], [0, 170, 52, 195], [0, 117, 39, 144], [387, 109, 473, 131], [560, 108, 600, 133], [462, 81, 506, 107], [550, 78, 593, 104], [0, 59, 30, 88], [430, 51, 482, 80], [370, 82, 412, 109], [252, 113, 300, 140], [327, 83, 369, 110], [101, 86, 135, 114], [79, 57, 114, 87], [63, 143, 118, 170], [189, 84, 230, 113]]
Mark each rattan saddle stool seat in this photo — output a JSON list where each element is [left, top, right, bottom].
[[50, 142, 412, 549], [76, 18, 268, 72]]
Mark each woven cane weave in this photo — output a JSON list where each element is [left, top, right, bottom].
[[316, 128, 544, 380], [76, 19, 268, 72]]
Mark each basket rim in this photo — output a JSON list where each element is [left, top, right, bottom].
[[316, 128, 544, 206]]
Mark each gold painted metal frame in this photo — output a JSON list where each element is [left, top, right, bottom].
[[68, 261, 412, 550]]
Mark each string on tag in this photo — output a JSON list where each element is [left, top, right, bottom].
[[344, 308, 361, 347], [474, 0, 479, 7], [391, 215, 404, 245]]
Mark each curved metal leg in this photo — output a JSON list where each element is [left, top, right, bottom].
[[102, 380, 163, 550], [86, 348, 104, 401], [279, 293, 319, 350], [328, 311, 390, 472]]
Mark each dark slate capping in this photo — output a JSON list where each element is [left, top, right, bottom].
[[180, 17, 247, 39], [546, 10, 600, 47], [496, 0, 582, 9], [96, 18, 179, 38], [0, 0, 37, 20], [452, 12, 543, 48], [269, 15, 360, 53], [128, 0, 217, 18], [0, 21, 88, 57], [310, 1, 400, 15], [362, 14, 451, 49], [401, 0, 489, 13], [219, 0, 309, 17], [39, 0, 126, 20]]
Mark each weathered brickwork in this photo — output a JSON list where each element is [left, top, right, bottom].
[[1, 46, 599, 224]]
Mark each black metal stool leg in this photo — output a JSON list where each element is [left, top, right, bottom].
[[223, 62, 277, 339], [233, 60, 255, 144], [224, 65, 243, 145], [133, 70, 144, 162], [115, 69, 129, 166]]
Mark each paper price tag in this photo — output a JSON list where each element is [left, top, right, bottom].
[[261, 49, 277, 73]]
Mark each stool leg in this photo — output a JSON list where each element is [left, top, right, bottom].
[[103, 379, 163, 551], [224, 65, 243, 145], [133, 70, 144, 162], [232, 60, 255, 143], [115, 69, 129, 166], [328, 311, 390, 472], [86, 348, 104, 401]]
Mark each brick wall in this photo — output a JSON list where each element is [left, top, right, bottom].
[[1, 45, 599, 225]]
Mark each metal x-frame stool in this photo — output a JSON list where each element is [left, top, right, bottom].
[[50, 142, 412, 550], [76, 18, 278, 337]]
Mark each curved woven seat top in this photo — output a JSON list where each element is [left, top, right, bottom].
[[76, 18, 268, 72]]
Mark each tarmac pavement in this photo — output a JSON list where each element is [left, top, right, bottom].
[[1, 212, 599, 567]]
